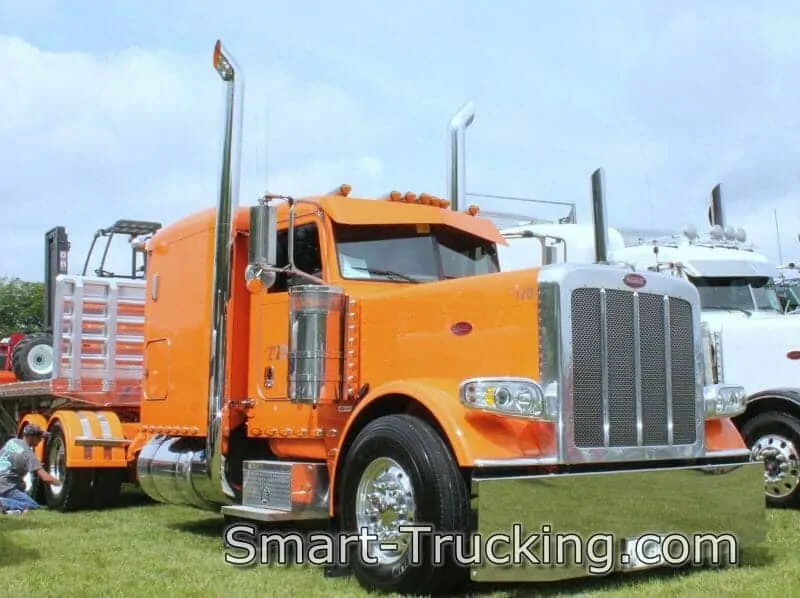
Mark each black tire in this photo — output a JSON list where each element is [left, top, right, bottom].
[[43, 422, 93, 512], [90, 469, 125, 509], [338, 414, 471, 595], [11, 332, 54, 381], [741, 411, 800, 509]]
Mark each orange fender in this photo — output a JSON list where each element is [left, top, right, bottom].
[[48, 410, 128, 468], [706, 417, 748, 451], [17, 414, 48, 464], [329, 378, 555, 516]]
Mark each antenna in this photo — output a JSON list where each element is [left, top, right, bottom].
[[775, 208, 784, 267], [254, 113, 261, 199], [264, 93, 269, 194]]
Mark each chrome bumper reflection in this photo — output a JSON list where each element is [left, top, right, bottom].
[[470, 460, 766, 583]]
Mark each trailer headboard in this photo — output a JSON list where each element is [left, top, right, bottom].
[[52, 274, 146, 404]]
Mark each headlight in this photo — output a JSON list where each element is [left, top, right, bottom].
[[459, 377, 557, 421], [703, 384, 746, 419]]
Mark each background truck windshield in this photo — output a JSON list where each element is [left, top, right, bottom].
[[334, 223, 500, 283], [688, 275, 783, 313], [776, 280, 800, 313]]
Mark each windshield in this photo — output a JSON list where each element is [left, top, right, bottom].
[[333, 223, 500, 283], [687, 275, 783, 314], [776, 283, 800, 313], [789, 288, 800, 312]]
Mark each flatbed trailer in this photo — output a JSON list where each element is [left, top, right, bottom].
[[0, 272, 151, 511]]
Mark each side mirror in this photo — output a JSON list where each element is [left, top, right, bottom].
[[245, 203, 278, 293]]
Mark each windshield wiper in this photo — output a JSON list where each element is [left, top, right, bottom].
[[350, 266, 421, 283]]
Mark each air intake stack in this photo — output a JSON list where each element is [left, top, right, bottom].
[[590, 168, 610, 264], [446, 102, 475, 212]]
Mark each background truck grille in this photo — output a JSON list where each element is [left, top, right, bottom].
[[570, 288, 696, 448]]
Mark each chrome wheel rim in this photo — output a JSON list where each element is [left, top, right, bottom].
[[47, 435, 66, 497], [751, 433, 800, 498], [355, 457, 417, 566]]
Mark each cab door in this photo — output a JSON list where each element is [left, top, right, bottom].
[[252, 219, 325, 401]]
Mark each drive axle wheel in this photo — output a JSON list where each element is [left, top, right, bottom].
[[43, 422, 93, 512], [742, 411, 800, 508], [338, 414, 470, 595]]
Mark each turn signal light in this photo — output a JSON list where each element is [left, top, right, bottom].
[[382, 190, 451, 209]]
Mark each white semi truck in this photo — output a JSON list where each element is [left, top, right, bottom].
[[492, 175, 800, 508]]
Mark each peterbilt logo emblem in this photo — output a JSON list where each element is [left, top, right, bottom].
[[623, 273, 647, 289]]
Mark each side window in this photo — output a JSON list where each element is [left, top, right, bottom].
[[271, 223, 323, 293]]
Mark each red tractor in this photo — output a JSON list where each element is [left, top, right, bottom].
[[0, 333, 26, 384], [1, 221, 160, 384]]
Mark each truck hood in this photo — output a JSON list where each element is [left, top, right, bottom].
[[351, 268, 543, 389], [704, 310, 800, 393], [701, 310, 786, 326]]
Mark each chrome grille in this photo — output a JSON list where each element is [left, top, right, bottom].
[[570, 288, 696, 449]]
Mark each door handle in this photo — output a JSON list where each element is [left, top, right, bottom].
[[264, 365, 274, 388]]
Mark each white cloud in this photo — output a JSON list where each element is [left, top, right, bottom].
[[0, 35, 387, 280]]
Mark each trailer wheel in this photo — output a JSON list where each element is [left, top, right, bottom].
[[11, 332, 54, 381], [338, 414, 470, 595], [742, 411, 800, 509], [43, 423, 93, 512]]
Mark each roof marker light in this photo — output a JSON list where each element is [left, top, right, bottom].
[[328, 184, 351, 197]]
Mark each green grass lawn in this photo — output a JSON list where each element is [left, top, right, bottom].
[[0, 485, 791, 597]]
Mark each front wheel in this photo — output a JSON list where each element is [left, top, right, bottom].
[[742, 411, 800, 508], [338, 414, 471, 595]]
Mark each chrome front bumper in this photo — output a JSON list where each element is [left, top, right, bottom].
[[469, 459, 766, 582]]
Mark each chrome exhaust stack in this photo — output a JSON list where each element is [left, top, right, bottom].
[[135, 40, 244, 510], [709, 183, 725, 228], [201, 39, 244, 505], [446, 102, 475, 212], [590, 168, 610, 264]]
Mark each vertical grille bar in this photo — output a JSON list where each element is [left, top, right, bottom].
[[664, 295, 674, 445], [669, 300, 697, 444], [640, 294, 668, 445], [600, 289, 610, 447], [633, 293, 643, 446]]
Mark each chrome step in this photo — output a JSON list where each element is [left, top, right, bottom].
[[221, 504, 328, 523]]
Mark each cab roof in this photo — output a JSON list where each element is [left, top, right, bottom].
[[154, 193, 508, 246]]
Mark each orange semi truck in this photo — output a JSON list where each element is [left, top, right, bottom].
[[2, 40, 765, 594]]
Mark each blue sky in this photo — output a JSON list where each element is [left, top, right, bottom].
[[2, 0, 799, 279]]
